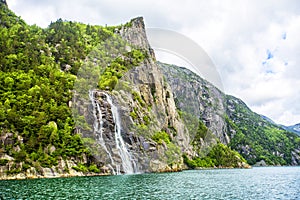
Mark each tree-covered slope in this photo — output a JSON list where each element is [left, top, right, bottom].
[[226, 95, 300, 165], [0, 2, 93, 175]]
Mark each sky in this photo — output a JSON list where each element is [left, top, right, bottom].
[[7, 0, 300, 126]]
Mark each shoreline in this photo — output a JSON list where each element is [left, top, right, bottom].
[[0, 165, 252, 181], [3, 165, 300, 181]]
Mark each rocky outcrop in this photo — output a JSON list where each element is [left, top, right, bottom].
[[0, 157, 110, 180], [118, 17, 155, 59], [291, 149, 300, 165], [253, 160, 267, 167], [68, 17, 300, 175], [0, 129, 107, 179], [113, 77, 189, 173]]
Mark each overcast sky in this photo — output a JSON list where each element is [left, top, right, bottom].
[[8, 0, 300, 126]]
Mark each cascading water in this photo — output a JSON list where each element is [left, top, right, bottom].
[[89, 90, 116, 175], [105, 94, 137, 174], [89, 90, 137, 175]]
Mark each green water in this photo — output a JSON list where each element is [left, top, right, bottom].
[[0, 167, 299, 199]]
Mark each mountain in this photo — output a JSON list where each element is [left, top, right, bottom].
[[260, 115, 300, 136], [260, 115, 276, 124], [159, 62, 300, 166], [259, 115, 300, 136], [0, 3, 299, 179]]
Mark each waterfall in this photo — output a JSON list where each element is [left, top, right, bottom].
[[89, 90, 137, 175], [105, 94, 137, 174], [89, 90, 116, 174]]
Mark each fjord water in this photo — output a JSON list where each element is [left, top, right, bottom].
[[1, 167, 299, 199]]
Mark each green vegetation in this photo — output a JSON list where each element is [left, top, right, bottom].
[[151, 130, 181, 165], [165, 142, 181, 165], [176, 98, 248, 168], [193, 120, 209, 141], [0, 159, 9, 166], [132, 91, 145, 106], [226, 96, 300, 165], [177, 109, 214, 153], [129, 90, 152, 130], [98, 49, 145, 91], [88, 164, 100, 173], [177, 110, 199, 135], [177, 109, 204, 139], [72, 163, 88, 172], [142, 115, 150, 125], [130, 111, 138, 120], [152, 131, 171, 144], [183, 143, 247, 168]]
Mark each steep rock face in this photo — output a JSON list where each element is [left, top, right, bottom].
[[114, 17, 191, 172], [158, 62, 230, 145]]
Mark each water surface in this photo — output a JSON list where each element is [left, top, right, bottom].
[[0, 167, 299, 199]]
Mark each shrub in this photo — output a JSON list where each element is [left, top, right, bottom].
[[72, 163, 88, 172], [88, 164, 100, 173], [143, 115, 150, 125], [0, 159, 9, 166], [152, 131, 171, 144], [130, 111, 138, 120]]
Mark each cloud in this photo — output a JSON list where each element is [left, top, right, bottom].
[[7, 0, 300, 125], [8, 0, 179, 28]]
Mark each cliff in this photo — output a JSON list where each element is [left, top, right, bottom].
[[72, 17, 191, 174], [0, 4, 299, 179], [158, 62, 230, 145]]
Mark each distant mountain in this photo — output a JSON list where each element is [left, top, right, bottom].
[[259, 115, 300, 136], [260, 115, 276, 124], [281, 124, 300, 136]]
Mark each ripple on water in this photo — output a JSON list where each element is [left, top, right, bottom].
[[0, 167, 299, 199]]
